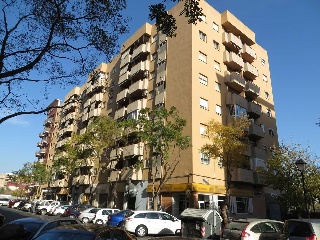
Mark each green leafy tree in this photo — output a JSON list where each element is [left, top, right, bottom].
[[201, 117, 251, 224], [133, 106, 191, 210], [259, 142, 320, 217], [0, 0, 203, 124]]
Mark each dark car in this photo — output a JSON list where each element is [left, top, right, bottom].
[[0, 216, 80, 240], [221, 218, 283, 240], [0, 213, 5, 227], [16, 200, 29, 210], [279, 219, 320, 240], [107, 209, 133, 227], [61, 204, 94, 218], [32, 224, 137, 240], [8, 199, 19, 208]]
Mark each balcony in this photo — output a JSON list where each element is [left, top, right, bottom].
[[81, 113, 88, 123], [119, 71, 130, 87], [155, 91, 166, 106], [120, 53, 131, 68], [221, 10, 255, 46], [92, 78, 106, 92], [64, 102, 77, 113], [247, 101, 262, 119], [110, 148, 123, 160], [39, 129, 49, 138], [43, 118, 52, 127], [123, 143, 144, 158], [253, 172, 266, 185], [251, 147, 267, 161], [120, 167, 143, 181], [231, 168, 254, 183], [127, 99, 147, 114], [108, 170, 120, 182], [61, 112, 76, 123], [129, 78, 148, 97], [83, 99, 91, 109], [242, 44, 256, 63], [92, 93, 103, 103], [243, 62, 258, 80], [64, 124, 75, 133], [223, 32, 243, 52], [64, 87, 81, 102], [116, 89, 129, 104], [248, 124, 265, 139], [131, 61, 150, 80], [245, 81, 260, 99], [132, 42, 150, 60], [224, 71, 245, 92], [225, 92, 247, 109], [88, 108, 101, 118], [156, 62, 166, 85], [114, 107, 127, 119], [223, 51, 244, 70]]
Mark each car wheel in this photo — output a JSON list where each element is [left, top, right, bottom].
[[135, 225, 148, 237], [82, 217, 89, 224], [96, 219, 104, 225], [41, 209, 47, 215]]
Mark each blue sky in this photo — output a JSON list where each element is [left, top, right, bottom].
[[1, 0, 320, 173]]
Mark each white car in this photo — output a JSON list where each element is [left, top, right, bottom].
[[92, 208, 120, 224], [78, 207, 101, 223], [35, 200, 54, 215], [0, 198, 10, 206], [21, 202, 32, 212], [123, 210, 181, 237], [52, 205, 70, 216], [46, 201, 70, 215]]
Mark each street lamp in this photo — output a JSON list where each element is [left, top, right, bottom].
[[295, 159, 310, 218]]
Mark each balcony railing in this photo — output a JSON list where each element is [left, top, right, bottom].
[[92, 93, 103, 103], [242, 44, 256, 63], [223, 32, 243, 52], [110, 148, 123, 160], [88, 108, 101, 118], [243, 62, 258, 80], [225, 92, 247, 109], [231, 168, 254, 183], [155, 91, 166, 106], [248, 124, 265, 139], [127, 99, 147, 114], [114, 107, 127, 119], [251, 147, 267, 161], [123, 143, 144, 158], [108, 170, 120, 182], [247, 101, 262, 118], [245, 81, 260, 99], [223, 51, 244, 70], [119, 71, 130, 86], [129, 78, 148, 97], [132, 42, 150, 60], [224, 71, 245, 92], [116, 89, 129, 103], [120, 53, 131, 68], [131, 61, 150, 80], [120, 168, 143, 181]]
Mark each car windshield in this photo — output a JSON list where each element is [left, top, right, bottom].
[[34, 232, 95, 240], [225, 221, 249, 231]]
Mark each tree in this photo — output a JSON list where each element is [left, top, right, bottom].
[[0, 0, 203, 124], [53, 115, 122, 204], [259, 142, 320, 217], [200, 117, 251, 224], [133, 106, 191, 210]]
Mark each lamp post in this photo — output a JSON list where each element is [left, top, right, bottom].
[[295, 159, 310, 218]]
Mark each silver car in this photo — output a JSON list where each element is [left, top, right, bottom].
[[78, 207, 101, 223], [279, 219, 320, 240]]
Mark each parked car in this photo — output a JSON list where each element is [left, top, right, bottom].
[[92, 208, 120, 224], [279, 219, 320, 240], [107, 209, 134, 227], [0, 216, 80, 240], [32, 224, 137, 240], [30, 199, 43, 213], [21, 202, 32, 212], [221, 218, 284, 240], [61, 204, 94, 218], [35, 200, 54, 215], [0, 198, 10, 206], [8, 199, 19, 208], [16, 200, 30, 210], [0, 213, 5, 227], [123, 210, 181, 237], [12, 200, 25, 209], [40, 200, 70, 215], [78, 207, 101, 223], [51, 205, 71, 216]]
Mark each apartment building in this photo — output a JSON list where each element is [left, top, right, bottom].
[[38, 0, 280, 219]]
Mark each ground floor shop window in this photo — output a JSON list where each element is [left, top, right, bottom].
[[230, 196, 253, 214]]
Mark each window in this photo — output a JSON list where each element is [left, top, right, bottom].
[[215, 82, 221, 92], [127, 110, 140, 120], [262, 74, 268, 82], [213, 40, 220, 50], [200, 98, 208, 110], [199, 52, 207, 63], [265, 91, 270, 99], [200, 124, 208, 135], [199, 31, 207, 42], [261, 58, 266, 66], [199, 73, 208, 85], [214, 61, 220, 71], [230, 196, 253, 214], [260, 124, 265, 133], [269, 128, 275, 137], [267, 109, 272, 117], [229, 105, 247, 117], [151, 52, 157, 61], [200, 152, 210, 164], [216, 105, 222, 115], [152, 34, 158, 43], [150, 71, 156, 79], [199, 15, 206, 23], [212, 22, 219, 32]]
